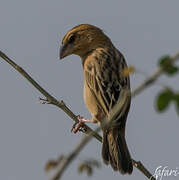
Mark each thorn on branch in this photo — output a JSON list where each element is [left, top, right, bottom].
[[58, 100, 65, 106], [39, 97, 52, 104], [132, 160, 156, 180]]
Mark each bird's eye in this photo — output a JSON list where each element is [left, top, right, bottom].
[[68, 34, 75, 43]]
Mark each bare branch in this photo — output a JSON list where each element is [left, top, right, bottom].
[[0, 50, 101, 142], [132, 160, 156, 180]]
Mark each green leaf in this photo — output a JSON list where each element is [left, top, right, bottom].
[[158, 55, 171, 66], [173, 93, 179, 115], [165, 66, 178, 75], [156, 89, 173, 112], [158, 55, 178, 75]]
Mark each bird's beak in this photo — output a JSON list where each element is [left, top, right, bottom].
[[59, 44, 66, 59], [59, 43, 74, 60]]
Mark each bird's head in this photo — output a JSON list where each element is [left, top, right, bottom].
[[59, 24, 111, 59]]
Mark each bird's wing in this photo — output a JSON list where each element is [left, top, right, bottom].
[[84, 49, 131, 122]]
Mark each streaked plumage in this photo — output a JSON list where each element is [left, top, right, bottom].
[[60, 24, 133, 174]]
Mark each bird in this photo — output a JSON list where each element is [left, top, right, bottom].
[[59, 24, 133, 174]]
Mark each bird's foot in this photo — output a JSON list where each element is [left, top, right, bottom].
[[71, 115, 92, 133]]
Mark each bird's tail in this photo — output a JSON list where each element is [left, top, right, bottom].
[[102, 128, 133, 174]]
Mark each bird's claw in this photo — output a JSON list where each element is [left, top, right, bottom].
[[71, 115, 85, 133]]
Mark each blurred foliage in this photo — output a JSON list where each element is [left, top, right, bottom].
[[156, 88, 174, 112], [158, 55, 178, 76], [156, 88, 179, 115], [121, 66, 135, 77], [173, 93, 179, 114], [45, 155, 65, 173], [78, 159, 101, 177], [156, 55, 179, 115]]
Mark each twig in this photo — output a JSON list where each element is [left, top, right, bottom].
[[0, 50, 101, 142], [0, 50, 178, 180], [132, 159, 156, 180]]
